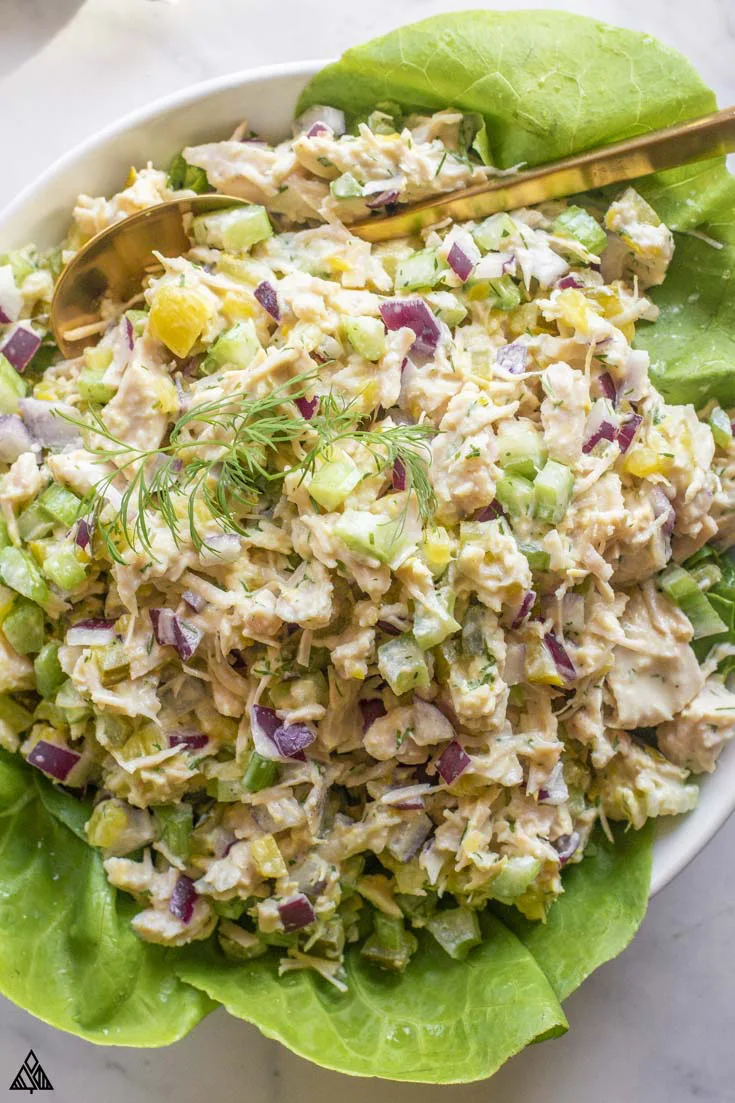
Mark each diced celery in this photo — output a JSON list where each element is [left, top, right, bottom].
[[0, 693, 34, 734], [17, 501, 55, 542], [154, 804, 193, 861], [34, 641, 65, 698], [251, 834, 288, 878], [421, 525, 453, 577], [0, 353, 27, 414], [491, 856, 542, 903], [342, 316, 386, 361], [219, 921, 268, 961], [377, 634, 430, 695], [335, 510, 413, 566], [269, 671, 328, 711], [413, 596, 461, 651], [426, 907, 481, 960], [55, 679, 92, 723], [83, 345, 113, 374], [396, 892, 437, 923], [518, 541, 551, 571], [310, 457, 362, 511], [37, 485, 81, 528], [534, 460, 574, 524], [191, 205, 273, 252], [360, 913, 417, 973], [243, 751, 278, 793], [213, 898, 249, 920], [0, 248, 35, 286], [472, 212, 515, 252], [658, 564, 727, 639], [394, 249, 446, 291], [708, 406, 733, 450], [149, 284, 211, 358], [42, 546, 87, 591], [330, 172, 362, 199], [496, 422, 547, 480], [690, 563, 722, 593], [79, 365, 117, 404], [488, 275, 522, 310], [552, 205, 608, 256], [203, 320, 261, 374], [425, 290, 468, 327], [0, 546, 49, 605], [205, 777, 246, 803], [495, 472, 534, 519], [167, 151, 210, 194], [1, 598, 44, 654]]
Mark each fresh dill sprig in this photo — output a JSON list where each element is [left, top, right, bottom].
[[65, 374, 437, 560]]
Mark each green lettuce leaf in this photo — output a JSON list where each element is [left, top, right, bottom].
[[0, 750, 214, 1045], [298, 10, 735, 408]]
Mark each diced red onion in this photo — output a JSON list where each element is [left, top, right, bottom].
[[381, 782, 433, 808], [511, 590, 536, 629], [150, 608, 177, 647], [67, 618, 117, 647], [582, 399, 620, 454], [295, 396, 318, 420], [75, 518, 92, 551], [474, 499, 504, 522], [278, 893, 316, 932], [182, 589, 206, 613], [392, 457, 406, 491], [359, 698, 386, 731], [169, 731, 209, 750], [123, 315, 134, 350], [306, 122, 331, 138], [615, 413, 643, 454], [436, 740, 471, 784], [169, 875, 197, 923], [1, 325, 40, 373], [0, 414, 34, 462], [446, 242, 475, 282], [495, 343, 528, 375], [413, 697, 455, 746], [295, 105, 346, 138], [474, 252, 513, 280], [254, 280, 280, 321], [199, 533, 242, 562], [364, 188, 400, 209], [363, 177, 403, 209], [0, 307, 10, 325], [273, 722, 315, 759], [173, 619, 202, 661], [19, 398, 81, 451], [27, 740, 81, 782], [543, 631, 577, 683], [553, 831, 581, 865], [250, 703, 286, 760], [597, 371, 618, 405], [651, 487, 675, 537], [386, 813, 434, 862], [376, 620, 401, 636], [538, 761, 569, 806], [556, 274, 584, 290], [379, 299, 440, 358]]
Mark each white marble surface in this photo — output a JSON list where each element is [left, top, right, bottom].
[[0, 0, 733, 1098]]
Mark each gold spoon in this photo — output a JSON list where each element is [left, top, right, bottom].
[[51, 105, 735, 357]]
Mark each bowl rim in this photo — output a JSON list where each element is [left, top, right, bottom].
[[0, 56, 731, 900]]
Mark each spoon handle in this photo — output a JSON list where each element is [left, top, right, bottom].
[[352, 105, 735, 243]]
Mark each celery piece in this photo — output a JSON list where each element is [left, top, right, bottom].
[[360, 913, 418, 973], [689, 563, 723, 593], [206, 778, 246, 802], [79, 366, 117, 405], [518, 541, 551, 572], [377, 634, 430, 695], [413, 597, 461, 651], [495, 472, 535, 519], [34, 641, 65, 698], [330, 172, 362, 199], [269, 671, 328, 711], [396, 892, 437, 923], [0, 353, 26, 415], [658, 564, 727, 639], [491, 856, 542, 904], [154, 804, 193, 862], [310, 457, 362, 511], [42, 546, 87, 591], [394, 249, 446, 292], [0, 248, 35, 286], [0, 693, 34, 734], [0, 546, 49, 605], [204, 320, 261, 373], [472, 212, 515, 252], [708, 406, 733, 450], [496, 421, 547, 480], [219, 922, 268, 961], [17, 501, 55, 542], [342, 316, 386, 361], [243, 751, 278, 793], [55, 679, 91, 723], [2, 598, 44, 654], [534, 460, 574, 524], [425, 290, 468, 327], [213, 898, 249, 920], [37, 485, 81, 528], [426, 907, 482, 960], [191, 206, 273, 252], [167, 152, 210, 194], [552, 205, 608, 256], [488, 275, 522, 310], [335, 510, 414, 566]]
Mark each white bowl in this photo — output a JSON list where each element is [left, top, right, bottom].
[[1, 60, 732, 896]]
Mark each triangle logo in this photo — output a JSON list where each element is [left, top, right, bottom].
[[9, 1051, 53, 1093]]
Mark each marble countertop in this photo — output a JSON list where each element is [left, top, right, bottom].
[[0, 1, 733, 1099]]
